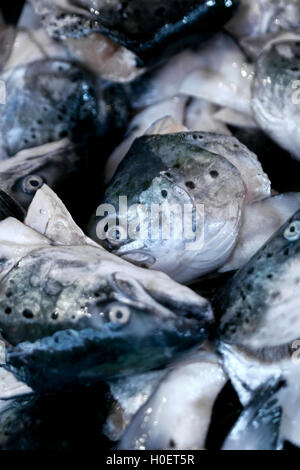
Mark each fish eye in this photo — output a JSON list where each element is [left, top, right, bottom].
[[284, 220, 300, 241], [108, 305, 131, 325], [22, 175, 44, 194]]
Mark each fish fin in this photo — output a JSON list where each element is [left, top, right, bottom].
[[222, 379, 284, 450], [25, 184, 100, 248]]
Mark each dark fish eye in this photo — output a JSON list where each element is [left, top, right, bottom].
[[284, 220, 300, 241], [108, 305, 131, 325], [22, 175, 44, 195], [210, 170, 219, 178], [185, 181, 195, 189]]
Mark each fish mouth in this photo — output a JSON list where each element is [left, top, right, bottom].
[[109, 271, 213, 326], [149, 288, 214, 330]]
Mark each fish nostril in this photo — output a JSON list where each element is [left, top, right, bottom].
[[185, 181, 195, 189]]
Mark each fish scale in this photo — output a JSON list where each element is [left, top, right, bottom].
[[215, 209, 300, 356]]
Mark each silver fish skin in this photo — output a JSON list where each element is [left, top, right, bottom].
[[0, 186, 213, 392], [252, 40, 300, 161], [219, 343, 300, 449], [185, 132, 270, 204], [104, 370, 167, 442], [215, 208, 300, 354], [89, 133, 246, 284], [118, 347, 227, 450], [220, 193, 300, 272]]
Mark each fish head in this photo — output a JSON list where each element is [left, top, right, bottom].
[[252, 40, 300, 158], [216, 209, 300, 353], [1, 243, 213, 391], [90, 133, 245, 282], [0, 59, 99, 157]]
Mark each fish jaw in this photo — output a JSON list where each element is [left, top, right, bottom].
[[0, 242, 213, 392]]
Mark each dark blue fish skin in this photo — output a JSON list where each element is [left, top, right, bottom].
[[0, 245, 212, 392], [0, 59, 130, 158], [30, 0, 239, 65]]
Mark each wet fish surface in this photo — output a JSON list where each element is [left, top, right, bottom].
[[0, 186, 213, 392], [89, 132, 246, 283], [0, 140, 85, 212], [222, 379, 282, 450], [0, 383, 111, 450], [226, 0, 300, 57], [118, 348, 227, 450], [215, 209, 300, 354], [0, 57, 130, 159], [29, 0, 239, 64]]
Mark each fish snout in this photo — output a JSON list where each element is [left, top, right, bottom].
[[150, 288, 214, 331]]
